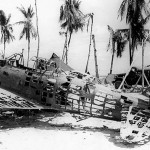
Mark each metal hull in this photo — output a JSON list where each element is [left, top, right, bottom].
[[0, 65, 122, 120]]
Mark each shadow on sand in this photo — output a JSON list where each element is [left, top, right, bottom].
[[0, 112, 150, 148]]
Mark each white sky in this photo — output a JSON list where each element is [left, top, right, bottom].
[[1, 0, 150, 76]]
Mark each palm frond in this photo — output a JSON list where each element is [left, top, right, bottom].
[[15, 21, 27, 25], [61, 21, 68, 29], [142, 14, 150, 25], [0, 10, 15, 45], [5, 29, 15, 43], [107, 25, 114, 35], [116, 40, 127, 57], [6, 14, 11, 24], [19, 28, 26, 40], [7, 24, 13, 32], [28, 5, 35, 18], [126, 2, 134, 23], [114, 29, 129, 57], [107, 25, 115, 52], [0, 10, 6, 26], [17, 6, 27, 18], [107, 36, 111, 51], [0, 32, 4, 43], [59, 0, 85, 34], [73, 0, 81, 10], [118, 0, 128, 20], [17, 5, 36, 41], [30, 24, 37, 39], [60, 5, 64, 22]]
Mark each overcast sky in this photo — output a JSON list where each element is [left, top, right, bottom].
[[1, 0, 150, 76]]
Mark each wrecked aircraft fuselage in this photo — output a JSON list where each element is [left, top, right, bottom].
[[0, 53, 150, 143], [0, 53, 122, 120]]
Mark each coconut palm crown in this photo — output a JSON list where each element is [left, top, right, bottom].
[[118, 0, 150, 64], [0, 10, 15, 58], [107, 25, 128, 73], [59, 0, 85, 64], [107, 12, 150, 73]]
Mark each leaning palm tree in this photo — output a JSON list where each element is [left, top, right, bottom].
[[0, 10, 15, 58], [118, 0, 150, 65], [59, 0, 85, 64], [16, 5, 37, 67], [85, 13, 94, 73]]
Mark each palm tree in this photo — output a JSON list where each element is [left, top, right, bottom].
[[16, 5, 37, 67], [107, 25, 128, 74], [59, 0, 85, 64], [0, 10, 15, 58], [118, 0, 150, 65]]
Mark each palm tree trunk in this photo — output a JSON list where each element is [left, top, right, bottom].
[[62, 32, 68, 61], [35, 0, 40, 69], [68, 31, 72, 47], [65, 31, 72, 64], [85, 14, 93, 73], [3, 31, 6, 59], [129, 24, 132, 65], [27, 39, 30, 67], [110, 40, 115, 74], [131, 46, 135, 64]]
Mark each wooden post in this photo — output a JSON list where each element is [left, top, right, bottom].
[[92, 34, 99, 78], [144, 73, 150, 86], [142, 39, 145, 91], [118, 51, 140, 90], [131, 75, 142, 92], [65, 31, 68, 65], [141, 34, 150, 92], [130, 36, 150, 92], [35, 0, 40, 70], [90, 98, 92, 116]]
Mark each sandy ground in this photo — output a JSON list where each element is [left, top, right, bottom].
[[0, 88, 150, 150], [0, 128, 122, 150], [0, 112, 150, 150]]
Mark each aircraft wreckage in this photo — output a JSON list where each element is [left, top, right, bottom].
[[0, 52, 150, 143]]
